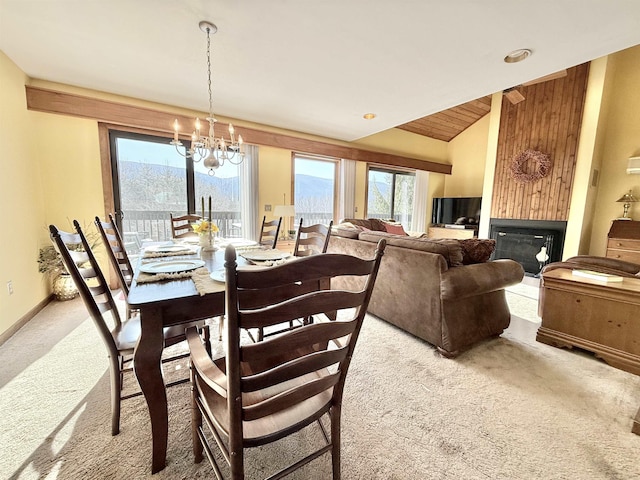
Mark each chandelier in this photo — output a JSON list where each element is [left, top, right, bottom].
[[171, 20, 244, 175]]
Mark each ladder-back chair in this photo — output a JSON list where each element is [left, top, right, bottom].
[[50, 221, 210, 436], [258, 216, 282, 249], [170, 213, 202, 239], [95, 214, 135, 316], [293, 219, 333, 257], [186, 239, 386, 479]]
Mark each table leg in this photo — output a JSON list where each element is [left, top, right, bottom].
[[134, 306, 168, 474]]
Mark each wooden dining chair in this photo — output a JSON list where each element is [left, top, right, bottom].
[[95, 214, 135, 317], [186, 239, 386, 480], [293, 219, 333, 257], [50, 221, 211, 436], [170, 213, 202, 239], [258, 215, 282, 249]]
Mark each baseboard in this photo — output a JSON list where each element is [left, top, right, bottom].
[[0, 295, 53, 347]]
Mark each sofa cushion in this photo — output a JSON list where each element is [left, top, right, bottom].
[[459, 238, 496, 264], [358, 231, 464, 267], [383, 222, 408, 236], [341, 218, 387, 232], [332, 221, 365, 239]]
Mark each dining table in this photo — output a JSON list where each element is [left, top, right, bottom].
[[127, 238, 290, 473]]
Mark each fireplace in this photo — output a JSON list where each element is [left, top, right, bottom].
[[489, 219, 566, 276]]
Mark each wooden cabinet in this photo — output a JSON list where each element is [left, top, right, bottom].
[[537, 268, 640, 376], [606, 220, 640, 265], [427, 226, 476, 240]]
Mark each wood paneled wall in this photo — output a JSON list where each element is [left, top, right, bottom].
[[491, 63, 589, 221]]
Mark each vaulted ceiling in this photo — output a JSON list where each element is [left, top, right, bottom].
[[397, 97, 493, 142]]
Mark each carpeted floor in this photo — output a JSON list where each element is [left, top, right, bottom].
[[2, 285, 640, 479]]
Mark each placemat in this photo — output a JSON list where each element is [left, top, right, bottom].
[[135, 267, 224, 296], [135, 269, 201, 284], [192, 268, 225, 295], [143, 249, 198, 259]]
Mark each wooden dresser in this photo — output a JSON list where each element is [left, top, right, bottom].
[[606, 220, 640, 265]]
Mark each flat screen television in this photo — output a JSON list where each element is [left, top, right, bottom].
[[431, 197, 482, 226]]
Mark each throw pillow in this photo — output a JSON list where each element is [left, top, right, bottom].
[[459, 238, 496, 264], [384, 222, 408, 236]]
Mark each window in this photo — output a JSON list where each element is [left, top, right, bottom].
[[292, 155, 338, 230], [193, 155, 242, 238], [366, 166, 415, 226], [109, 130, 246, 244]]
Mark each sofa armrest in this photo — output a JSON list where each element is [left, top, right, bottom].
[[440, 259, 524, 300]]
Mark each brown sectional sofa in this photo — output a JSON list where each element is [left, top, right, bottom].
[[328, 219, 524, 357]]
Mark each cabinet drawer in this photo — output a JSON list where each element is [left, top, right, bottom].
[[607, 238, 640, 250], [606, 249, 640, 265]]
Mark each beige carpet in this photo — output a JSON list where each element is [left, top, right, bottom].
[[2, 289, 640, 479]]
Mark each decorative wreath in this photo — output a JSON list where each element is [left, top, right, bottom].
[[509, 149, 551, 184]]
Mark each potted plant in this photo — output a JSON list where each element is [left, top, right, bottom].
[[37, 244, 79, 301]]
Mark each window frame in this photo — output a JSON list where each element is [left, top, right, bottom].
[[291, 153, 340, 227], [108, 129, 197, 222], [365, 163, 416, 221]]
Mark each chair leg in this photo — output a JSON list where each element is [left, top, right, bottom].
[[191, 377, 204, 463], [109, 354, 122, 436], [218, 315, 225, 342], [203, 324, 212, 357], [229, 446, 244, 480], [331, 405, 341, 480]]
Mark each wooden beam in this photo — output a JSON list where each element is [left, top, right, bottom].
[[25, 86, 451, 175]]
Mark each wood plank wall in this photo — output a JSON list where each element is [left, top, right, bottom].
[[491, 63, 589, 221]]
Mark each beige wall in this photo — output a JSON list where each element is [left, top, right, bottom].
[[0, 51, 48, 337], [258, 145, 293, 229], [589, 46, 640, 256], [355, 127, 448, 162], [564, 56, 609, 258], [445, 114, 490, 197]]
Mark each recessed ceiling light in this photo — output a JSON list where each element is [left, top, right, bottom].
[[504, 49, 532, 64], [363, 113, 376, 120]]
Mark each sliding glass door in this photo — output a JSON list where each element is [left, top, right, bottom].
[[366, 166, 415, 227], [292, 154, 338, 230], [109, 130, 245, 249]]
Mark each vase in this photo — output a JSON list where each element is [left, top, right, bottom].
[[199, 234, 212, 248], [53, 273, 79, 301], [199, 232, 218, 251]]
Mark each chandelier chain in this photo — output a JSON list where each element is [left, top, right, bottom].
[[206, 26, 213, 118]]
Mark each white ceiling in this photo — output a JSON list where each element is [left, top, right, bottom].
[[1, 1, 640, 142]]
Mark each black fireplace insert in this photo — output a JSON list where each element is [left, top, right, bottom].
[[489, 219, 566, 276]]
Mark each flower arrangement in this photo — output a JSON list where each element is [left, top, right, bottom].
[[509, 149, 552, 184], [192, 219, 219, 236]]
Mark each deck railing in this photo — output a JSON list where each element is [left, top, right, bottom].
[[120, 210, 335, 247], [120, 210, 242, 244]]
